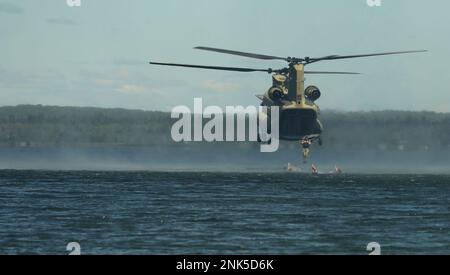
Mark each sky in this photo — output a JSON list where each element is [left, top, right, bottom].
[[0, 0, 449, 112]]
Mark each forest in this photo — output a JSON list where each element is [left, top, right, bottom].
[[0, 104, 449, 153]]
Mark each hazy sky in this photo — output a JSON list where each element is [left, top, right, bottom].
[[0, 0, 449, 112]]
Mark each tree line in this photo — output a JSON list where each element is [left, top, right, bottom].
[[0, 105, 449, 151]]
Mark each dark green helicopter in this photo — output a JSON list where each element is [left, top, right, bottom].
[[150, 46, 426, 162]]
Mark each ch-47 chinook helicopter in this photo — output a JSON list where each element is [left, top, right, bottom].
[[150, 46, 426, 162]]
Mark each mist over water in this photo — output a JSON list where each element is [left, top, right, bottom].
[[0, 146, 449, 174]]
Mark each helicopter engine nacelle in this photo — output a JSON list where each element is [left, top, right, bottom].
[[305, 85, 321, 101], [268, 87, 284, 101]]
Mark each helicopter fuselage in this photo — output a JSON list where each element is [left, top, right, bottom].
[[259, 64, 323, 141]]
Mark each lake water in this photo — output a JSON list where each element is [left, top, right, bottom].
[[0, 171, 448, 254]]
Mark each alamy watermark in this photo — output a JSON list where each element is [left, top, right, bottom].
[[367, 0, 382, 7], [171, 98, 280, 153], [367, 242, 381, 255], [67, 0, 81, 7], [66, 242, 81, 255]]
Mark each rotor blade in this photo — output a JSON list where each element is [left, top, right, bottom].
[[309, 50, 427, 63], [305, 71, 361, 75], [149, 62, 272, 73], [194, 46, 288, 61]]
